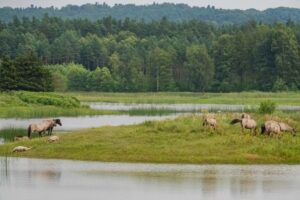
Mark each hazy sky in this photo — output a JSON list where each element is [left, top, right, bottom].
[[0, 0, 300, 10]]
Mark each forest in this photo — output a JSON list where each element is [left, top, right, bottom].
[[0, 14, 300, 92], [1, 3, 300, 25]]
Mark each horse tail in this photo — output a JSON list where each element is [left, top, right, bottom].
[[261, 124, 266, 134], [230, 119, 241, 125], [28, 125, 32, 138]]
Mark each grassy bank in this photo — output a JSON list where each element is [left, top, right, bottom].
[[69, 92, 300, 105], [1, 113, 300, 164], [0, 91, 120, 118]]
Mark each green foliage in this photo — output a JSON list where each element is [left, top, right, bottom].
[[0, 15, 300, 92], [185, 45, 214, 91], [272, 78, 289, 91], [0, 55, 53, 92], [17, 92, 80, 108], [258, 100, 277, 114]]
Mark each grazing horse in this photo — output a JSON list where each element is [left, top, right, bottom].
[[261, 120, 296, 136], [28, 119, 62, 138], [241, 113, 251, 119], [203, 115, 217, 130], [230, 118, 257, 134]]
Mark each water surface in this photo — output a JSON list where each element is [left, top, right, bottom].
[[0, 157, 299, 200], [0, 114, 178, 131]]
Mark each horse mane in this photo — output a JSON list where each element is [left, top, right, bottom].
[[230, 118, 242, 125]]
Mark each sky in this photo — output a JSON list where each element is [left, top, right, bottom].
[[0, 0, 300, 10]]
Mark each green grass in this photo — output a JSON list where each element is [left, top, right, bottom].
[[1, 112, 300, 164], [68, 92, 300, 105], [0, 91, 120, 118]]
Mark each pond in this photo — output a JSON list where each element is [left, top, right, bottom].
[[0, 114, 179, 131], [0, 157, 299, 200]]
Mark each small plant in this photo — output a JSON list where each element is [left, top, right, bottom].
[[258, 100, 276, 114]]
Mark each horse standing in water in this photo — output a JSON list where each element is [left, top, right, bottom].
[[261, 120, 296, 136], [230, 113, 257, 134], [28, 119, 62, 138]]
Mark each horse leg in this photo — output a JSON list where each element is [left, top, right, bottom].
[[47, 127, 52, 136]]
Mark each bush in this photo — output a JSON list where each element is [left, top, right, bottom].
[[258, 100, 276, 114], [17, 92, 80, 108]]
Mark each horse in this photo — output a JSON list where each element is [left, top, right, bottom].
[[230, 118, 257, 134], [14, 136, 30, 141], [48, 135, 59, 143], [241, 113, 251, 119], [261, 120, 296, 136], [28, 119, 62, 138], [203, 115, 217, 130], [12, 146, 32, 152], [46, 119, 62, 135]]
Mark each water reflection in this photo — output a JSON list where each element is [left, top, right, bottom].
[[1, 157, 299, 200]]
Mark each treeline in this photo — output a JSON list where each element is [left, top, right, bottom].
[[1, 3, 300, 25], [0, 16, 300, 92]]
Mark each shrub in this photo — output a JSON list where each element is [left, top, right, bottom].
[[258, 100, 276, 114], [17, 92, 80, 108]]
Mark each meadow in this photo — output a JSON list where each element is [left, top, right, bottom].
[[1, 112, 300, 164], [69, 92, 300, 105], [0, 91, 120, 118]]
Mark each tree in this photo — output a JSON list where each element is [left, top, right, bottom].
[[51, 30, 81, 63], [271, 25, 300, 89], [88, 67, 114, 91], [148, 47, 176, 91], [66, 64, 89, 91], [0, 57, 18, 90], [185, 45, 214, 91]]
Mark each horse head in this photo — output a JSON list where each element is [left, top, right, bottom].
[[54, 119, 62, 126]]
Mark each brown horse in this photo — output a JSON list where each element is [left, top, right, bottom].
[[28, 119, 62, 138], [231, 116, 257, 134], [261, 120, 296, 136]]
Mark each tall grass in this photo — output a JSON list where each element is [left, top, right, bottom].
[[0, 128, 27, 142]]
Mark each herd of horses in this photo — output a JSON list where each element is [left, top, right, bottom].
[[13, 113, 296, 142], [203, 113, 296, 136]]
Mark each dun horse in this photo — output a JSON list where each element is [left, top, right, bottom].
[[28, 119, 62, 138], [230, 114, 257, 134], [261, 120, 296, 136], [202, 115, 217, 130]]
